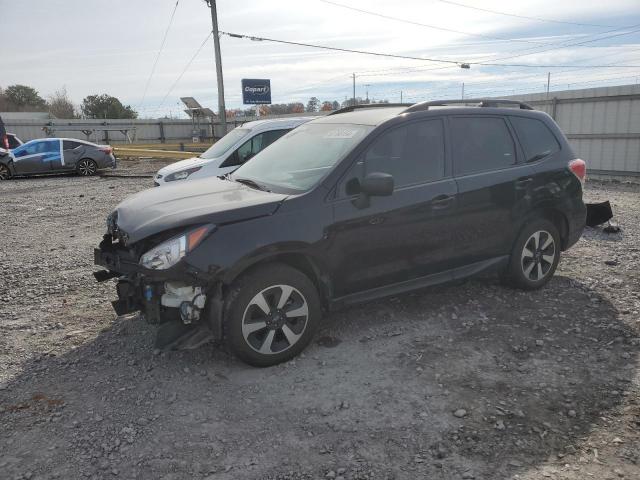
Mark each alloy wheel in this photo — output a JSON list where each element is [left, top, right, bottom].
[[241, 284, 309, 355], [78, 159, 97, 176], [521, 230, 556, 282], [0, 165, 9, 180]]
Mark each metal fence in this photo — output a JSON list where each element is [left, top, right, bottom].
[[3, 112, 322, 145], [505, 84, 640, 176], [3, 118, 212, 145]]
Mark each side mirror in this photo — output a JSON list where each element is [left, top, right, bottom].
[[361, 172, 394, 196], [352, 172, 394, 209]]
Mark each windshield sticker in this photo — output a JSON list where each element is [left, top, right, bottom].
[[323, 128, 359, 139]]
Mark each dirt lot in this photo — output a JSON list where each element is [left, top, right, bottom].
[[1, 162, 639, 480]]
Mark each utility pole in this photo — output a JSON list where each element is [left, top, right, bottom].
[[352, 73, 357, 106], [546, 72, 551, 98], [400, 90, 403, 103], [364, 84, 371, 102], [461, 82, 465, 99], [205, 0, 226, 131]]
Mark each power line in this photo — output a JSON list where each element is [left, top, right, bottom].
[[318, 0, 549, 45], [137, 0, 180, 109], [437, 0, 620, 28], [222, 30, 640, 70], [478, 24, 640, 65], [155, 31, 213, 110], [220, 31, 465, 65]]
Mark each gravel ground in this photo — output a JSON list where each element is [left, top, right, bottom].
[[0, 164, 638, 480]]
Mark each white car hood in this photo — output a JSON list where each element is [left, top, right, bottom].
[[156, 156, 219, 176]]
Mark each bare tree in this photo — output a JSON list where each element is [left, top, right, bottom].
[[48, 87, 76, 119]]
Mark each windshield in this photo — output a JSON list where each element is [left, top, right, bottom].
[[200, 128, 250, 159], [231, 123, 372, 192]]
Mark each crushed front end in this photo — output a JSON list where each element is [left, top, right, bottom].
[[93, 215, 223, 349]]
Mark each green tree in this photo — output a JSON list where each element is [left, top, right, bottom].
[[332, 100, 340, 110], [81, 94, 137, 119], [48, 87, 76, 119], [4, 84, 47, 111]]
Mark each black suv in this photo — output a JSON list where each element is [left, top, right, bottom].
[[95, 99, 587, 366]]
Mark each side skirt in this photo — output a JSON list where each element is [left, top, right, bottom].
[[330, 256, 509, 310]]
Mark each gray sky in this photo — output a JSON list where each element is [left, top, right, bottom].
[[2, 0, 640, 118]]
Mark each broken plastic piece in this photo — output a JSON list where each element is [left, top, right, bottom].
[[585, 201, 613, 227]]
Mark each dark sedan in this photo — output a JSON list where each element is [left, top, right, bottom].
[[0, 138, 116, 180]]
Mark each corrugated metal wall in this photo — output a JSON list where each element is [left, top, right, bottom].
[[3, 118, 212, 144], [505, 84, 640, 175]]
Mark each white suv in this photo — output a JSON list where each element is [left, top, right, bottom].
[[154, 117, 314, 186]]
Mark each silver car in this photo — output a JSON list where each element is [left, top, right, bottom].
[[0, 138, 116, 180]]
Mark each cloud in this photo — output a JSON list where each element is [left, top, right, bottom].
[[2, 0, 640, 117]]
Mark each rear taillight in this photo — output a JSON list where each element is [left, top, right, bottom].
[[569, 159, 586, 185], [100, 146, 113, 155]]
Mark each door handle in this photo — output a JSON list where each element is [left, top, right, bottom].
[[432, 194, 454, 209], [515, 177, 533, 188], [369, 216, 385, 225]]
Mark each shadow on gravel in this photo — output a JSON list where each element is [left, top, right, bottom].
[[0, 275, 637, 480]]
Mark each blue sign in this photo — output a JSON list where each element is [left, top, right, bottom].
[[242, 79, 271, 105]]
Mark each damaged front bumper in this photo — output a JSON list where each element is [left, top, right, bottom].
[[93, 234, 224, 344]]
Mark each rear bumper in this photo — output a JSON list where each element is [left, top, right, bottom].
[[564, 200, 587, 250]]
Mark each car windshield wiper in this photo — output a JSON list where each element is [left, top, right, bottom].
[[234, 177, 270, 192]]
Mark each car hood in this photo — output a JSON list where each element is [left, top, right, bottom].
[[112, 177, 288, 244], [156, 156, 217, 176]]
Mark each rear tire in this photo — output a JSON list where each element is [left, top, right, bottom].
[[0, 164, 11, 180], [504, 219, 561, 290], [77, 158, 98, 176], [225, 263, 321, 367]]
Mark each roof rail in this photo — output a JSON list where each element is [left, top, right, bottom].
[[328, 103, 413, 116], [402, 98, 534, 113]]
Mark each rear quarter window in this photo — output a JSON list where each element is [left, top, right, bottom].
[[510, 116, 561, 162], [63, 140, 84, 150], [450, 116, 516, 176]]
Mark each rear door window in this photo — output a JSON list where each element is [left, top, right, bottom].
[[510, 116, 560, 162], [451, 117, 516, 176]]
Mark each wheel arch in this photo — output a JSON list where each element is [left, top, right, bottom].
[[223, 251, 332, 312], [519, 206, 570, 250]]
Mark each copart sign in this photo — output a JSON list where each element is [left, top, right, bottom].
[[242, 79, 271, 105]]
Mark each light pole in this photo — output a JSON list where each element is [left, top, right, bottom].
[[204, 0, 226, 131], [352, 73, 356, 106]]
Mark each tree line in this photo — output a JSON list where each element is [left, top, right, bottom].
[[227, 96, 390, 117], [0, 84, 138, 119], [1, 84, 391, 120]]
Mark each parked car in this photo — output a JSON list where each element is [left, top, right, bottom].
[[0, 133, 24, 163], [95, 99, 587, 367], [0, 133, 23, 152], [153, 117, 314, 186], [0, 138, 116, 180]]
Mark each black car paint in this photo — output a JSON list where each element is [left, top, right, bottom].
[[112, 177, 289, 245], [96, 106, 586, 338]]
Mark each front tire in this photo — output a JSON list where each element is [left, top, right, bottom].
[[0, 164, 11, 180], [77, 158, 98, 176], [504, 219, 561, 290], [225, 263, 321, 367]]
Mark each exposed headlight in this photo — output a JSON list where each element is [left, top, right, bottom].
[[139, 225, 214, 270], [164, 166, 202, 182]]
